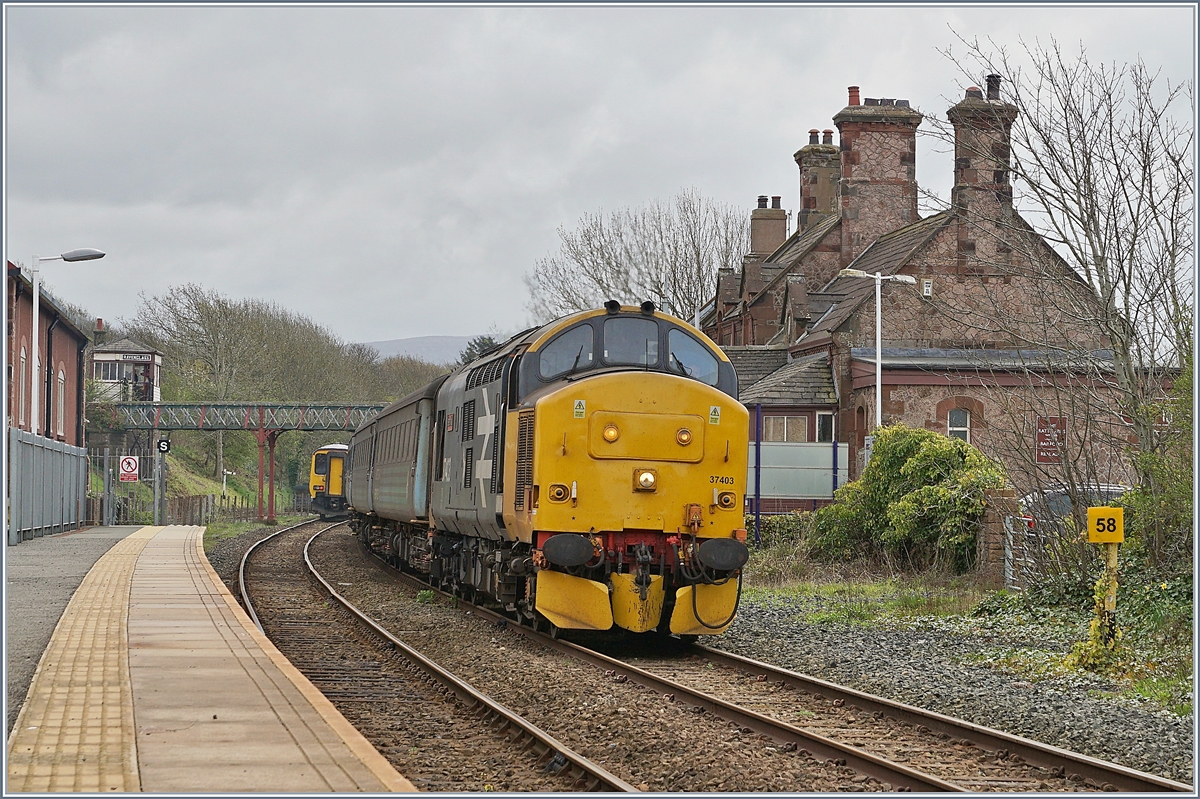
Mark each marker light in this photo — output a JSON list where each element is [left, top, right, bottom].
[[676, 428, 693, 446], [603, 424, 620, 442]]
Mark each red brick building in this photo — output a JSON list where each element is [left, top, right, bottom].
[[703, 79, 1128, 493], [7, 261, 90, 447]]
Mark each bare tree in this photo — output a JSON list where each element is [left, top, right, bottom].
[[928, 37, 1193, 500], [524, 187, 750, 322]]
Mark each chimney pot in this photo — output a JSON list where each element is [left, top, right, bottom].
[[771, 196, 781, 209], [95, 318, 104, 331], [757, 195, 768, 209], [966, 86, 983, 99], [822, 129, 834, 145], [986, 74, 1002, 100], [848, 86, 860, 106], [808, 129, 820, 145]]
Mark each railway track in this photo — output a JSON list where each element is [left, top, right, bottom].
[[238, 520, 633, 792], [326, 532, 1190, 793]]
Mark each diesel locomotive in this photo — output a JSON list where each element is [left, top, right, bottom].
[[309, 443, 350, 520], [346, 301, 750, 637]]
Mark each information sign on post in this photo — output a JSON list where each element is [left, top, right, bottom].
[[119, 456, 140, 483], [1087, 505, 1124, 645]]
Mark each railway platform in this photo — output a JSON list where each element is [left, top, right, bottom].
[[6, 524, 414, 793]]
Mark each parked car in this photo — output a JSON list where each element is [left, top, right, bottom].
[[1018, 483, 1130, 534]]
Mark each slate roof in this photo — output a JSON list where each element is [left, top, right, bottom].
[[849, 347, 1116, 372], [721, 346, 789, 393], [739, 352, 837, 406], [800, 211, 952, 340], [748, 214, 841, 310], [94, 337, 162, 356]]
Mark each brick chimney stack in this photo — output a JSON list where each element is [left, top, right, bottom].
[[833, 87, 923, 266], [947, 75, 1019, 270], [93, 318, 106, 346], [750, 194, 787, 256], [794, 125, 841, 234]]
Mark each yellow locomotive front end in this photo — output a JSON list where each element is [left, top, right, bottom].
[[503, 304, 749, 637]]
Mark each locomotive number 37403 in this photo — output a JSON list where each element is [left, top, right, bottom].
[[709, 475, 735, 485]]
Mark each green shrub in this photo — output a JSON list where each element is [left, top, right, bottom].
[[806, 424, 1009, 572]]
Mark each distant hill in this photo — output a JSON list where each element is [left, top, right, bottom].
[[361, 335, 472, 365]]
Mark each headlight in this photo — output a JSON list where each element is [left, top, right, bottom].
[[603, 424, 620, 442], [676, 428, 693, 446], [634, 469, 657, 492]]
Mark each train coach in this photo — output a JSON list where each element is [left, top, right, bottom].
[[346, 301, 750, 638]]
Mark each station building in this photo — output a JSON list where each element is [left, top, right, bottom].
[[704, 79, 1132, 507], [5, 260, 91, 542]]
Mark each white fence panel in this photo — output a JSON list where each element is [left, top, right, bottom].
[[747, 441, 850, 500]]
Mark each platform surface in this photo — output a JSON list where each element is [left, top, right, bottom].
[[6, 525, 414, 793]]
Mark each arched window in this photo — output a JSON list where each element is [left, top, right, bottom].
[[948, 408, 971, 442], [57, 370, 66, 436], [19, 347, 27, 425]]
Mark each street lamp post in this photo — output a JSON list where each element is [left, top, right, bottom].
[[837, 268, 917, 429], [29, 248, 105, 435]]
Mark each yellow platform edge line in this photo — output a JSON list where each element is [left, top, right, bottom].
[[191, 526, 417, 792]]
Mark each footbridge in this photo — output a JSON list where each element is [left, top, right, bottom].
[[111, 403, 386, 521]]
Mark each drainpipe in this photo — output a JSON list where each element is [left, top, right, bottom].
[[754, 403, 762, 546], [76, 337, 87, 447], [44, 315, 59, 438]]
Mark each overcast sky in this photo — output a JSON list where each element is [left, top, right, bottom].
[[5, 3, 1195, 346]]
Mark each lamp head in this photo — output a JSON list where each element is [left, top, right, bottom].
[[61, 248, 106, 262], [889, 274, 918, 285], [838, 268, 869, 279]]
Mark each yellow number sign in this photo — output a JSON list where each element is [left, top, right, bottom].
[[1087, 506, 1124, 543]]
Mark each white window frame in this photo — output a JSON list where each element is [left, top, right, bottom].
[[816, 412, 835, 443], [19, 347, 27, 425], [762, 415, 809, 443], [57, 370, 66, 436]]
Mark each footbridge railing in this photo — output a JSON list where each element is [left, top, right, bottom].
[[111, 403, 385, 431], [109, 402, 386, 522]]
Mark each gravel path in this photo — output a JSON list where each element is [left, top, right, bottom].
[[717, 598, 1194, 785]]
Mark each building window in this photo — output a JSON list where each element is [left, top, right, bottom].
[[948, 408, 970, 442], [762, 415, 808, 442], [816, 412, 835, 443], [19, 347, 27, 425], [57, 370, 66, 436]]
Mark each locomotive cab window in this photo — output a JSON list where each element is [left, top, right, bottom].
[[539, 324, 594, 379], [314, 453, 330, 475], [666, 329, 718, 386], [603, 317, 658, 366]]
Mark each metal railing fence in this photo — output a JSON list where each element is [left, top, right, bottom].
[[8, 428, 89, 544]]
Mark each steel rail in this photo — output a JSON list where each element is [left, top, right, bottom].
[[691, 644, 1194, 793], [378, 566, 961, 792], [237, 518, 332, 633], [303, 529, 635, 793]]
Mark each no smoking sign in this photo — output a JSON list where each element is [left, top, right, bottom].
[[119, 456, 140, 483]]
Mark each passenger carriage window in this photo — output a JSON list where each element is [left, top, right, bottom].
[[539, 324, 594, 379], [603, 317, 658, 366], [666, 329, 719, 386]]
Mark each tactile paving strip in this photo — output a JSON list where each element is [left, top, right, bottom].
[[6, 526, 159, 792]]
